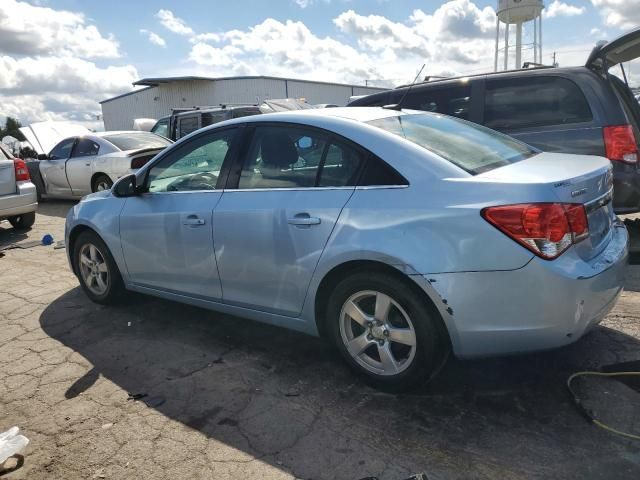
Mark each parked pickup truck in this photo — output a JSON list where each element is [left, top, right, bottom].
[[0, 143, 37, 230], [23, 126, 172, 200]]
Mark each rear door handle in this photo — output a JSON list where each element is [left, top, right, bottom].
[[288, 213, 321, 226], [183, 214, 205, 226]]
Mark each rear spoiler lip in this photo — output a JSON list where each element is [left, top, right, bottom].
[[126, 147, 166, 157]]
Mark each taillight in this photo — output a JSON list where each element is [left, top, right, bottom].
[[130, 156, 153, 169], [603, 124, 638, 164], [13, 159, 30, 181], [481, 203, 589, 260]]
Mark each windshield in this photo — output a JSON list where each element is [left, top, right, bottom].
[[151, 119, 170, 138], [367, 113, 538, 175], [103, 132, 171, 151]]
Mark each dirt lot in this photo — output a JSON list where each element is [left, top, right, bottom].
[[1, 201, 639, 480]]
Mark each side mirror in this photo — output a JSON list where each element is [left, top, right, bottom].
[[37, 153, 48, 160], [112, 174, 139, 198]]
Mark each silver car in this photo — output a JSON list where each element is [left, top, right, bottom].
[[65, 107, 628, 390], [0, 144, 37, 229]]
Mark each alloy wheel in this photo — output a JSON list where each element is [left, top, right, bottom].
[[79, 243, 110, 295], [339, 290, 417, 376]]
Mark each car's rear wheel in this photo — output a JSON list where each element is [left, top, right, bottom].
[[8, 212, 35, 230], [92, 174, 113, 193], [327, 271, 448, 391], [73, 230, 125, 304]]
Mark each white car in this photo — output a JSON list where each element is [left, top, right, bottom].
[[32, 131, 172, 199]]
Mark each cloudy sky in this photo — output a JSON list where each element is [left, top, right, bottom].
[[0, 0, 638, 130]]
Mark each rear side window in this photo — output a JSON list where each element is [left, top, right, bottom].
[[201, 112, 227, 127], [178, 116, 200, 138], [72, 138, 99, 157], [404, 85, 472, 120], [368, 113, 537, 175], [358, 156, 408, 186], [484, 76, 593, 130]]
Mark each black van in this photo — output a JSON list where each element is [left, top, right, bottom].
[[350, 29, 640, 214]]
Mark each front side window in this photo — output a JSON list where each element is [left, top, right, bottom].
[[484, 76, 593, 130], [368, 113, 537, 175], [151, 119, 169, 138], [72, 138, 100, 157], [49, 138, 75, 160], [404, 85, 472, 120], [147, 129, 237, 192], [237, 125, 365, 189]]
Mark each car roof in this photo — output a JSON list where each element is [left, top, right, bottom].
[[237, 106, 413, 124]]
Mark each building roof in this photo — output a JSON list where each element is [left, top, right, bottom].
[[131, 75, 389, 91]]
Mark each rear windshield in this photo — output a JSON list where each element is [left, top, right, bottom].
[[103, 133, 171, 151], [367, 113, 538, 175]]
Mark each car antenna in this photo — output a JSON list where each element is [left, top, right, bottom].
[[383, 64, 426, 111]]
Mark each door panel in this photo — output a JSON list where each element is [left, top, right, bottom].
[[120, 192, 223, 298], [41, 138, 75, 196], [67, 138, 100, 195], [214, 189, 353, 316]]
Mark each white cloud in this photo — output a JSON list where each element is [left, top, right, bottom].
[[0, 0, 120, 58], [186, 1, 504, 86], [140, 29, 166, 47], [0, 1, 137, 129], [156, 9, 194, 36], [543, 1, 586, 19], [592, 0, 640, 30]]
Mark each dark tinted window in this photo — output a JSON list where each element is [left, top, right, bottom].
[[368, 113, 537, 175], [49, 138, 75, 159], [202, 112, 227, 127], [484, 76, 593, 130], [72, 138, 99, 157], [238, 126, 327, 189], [103, 133, 170, 151], [178, 116, 200, 138], [404, 85, 472, 120], [318, 142, 364, 187], [358, 156, 408, 186], [232, 107, 260, 119]]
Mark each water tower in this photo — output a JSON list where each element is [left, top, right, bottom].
[[494, 0, 543, 71]]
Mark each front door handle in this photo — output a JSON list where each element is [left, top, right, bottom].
[[183, 214, 205, 226], [288, 213, 321, 227]]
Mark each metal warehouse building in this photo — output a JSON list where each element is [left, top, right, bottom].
[[100, 76, 388, 131]]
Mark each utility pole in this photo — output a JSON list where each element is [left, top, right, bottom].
[[553, 51, 557, 67]]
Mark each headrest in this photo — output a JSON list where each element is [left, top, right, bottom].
[[261, 132, 298, 170]]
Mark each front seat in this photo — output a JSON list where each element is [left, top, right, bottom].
[[259, 132, 299, 187]]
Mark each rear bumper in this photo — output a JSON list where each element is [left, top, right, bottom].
[[426, 221, 628, 358], [0, 181, 37, 220], [612, 162, 640, 214]]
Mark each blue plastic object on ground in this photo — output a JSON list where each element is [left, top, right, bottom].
[[41, 234, 54, 245]]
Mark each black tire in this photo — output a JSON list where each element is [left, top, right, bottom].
[[73, 230, 125, 304], [327, 271, 449, 392], [26, 161, 46, 202], [92, 174, 113, 193], [8, 212, 36, 230]]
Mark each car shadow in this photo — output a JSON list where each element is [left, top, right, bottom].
[[0, 224, 28, 248], [37, 199, 76, 219], [39, 287, 640, 479]]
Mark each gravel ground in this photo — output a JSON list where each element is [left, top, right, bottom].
[[0, 201, 639, 480]]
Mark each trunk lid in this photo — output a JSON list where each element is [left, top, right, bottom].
[[0, 159, 16, 196], [477, 152, 615, 260], [19, 121, 90, 155]]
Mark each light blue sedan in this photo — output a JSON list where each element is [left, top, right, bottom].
[[65, 107, 628, 390]]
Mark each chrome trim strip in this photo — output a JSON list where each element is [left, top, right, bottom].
[[584, 188, 613, 214]]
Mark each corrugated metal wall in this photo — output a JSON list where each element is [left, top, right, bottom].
[[101, 78, 386, 130]]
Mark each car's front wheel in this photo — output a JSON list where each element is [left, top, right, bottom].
[[327, 271, 448, 391], [8, 212, 35, 230], [73, 230, 125, 304]]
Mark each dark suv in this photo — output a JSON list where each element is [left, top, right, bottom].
[[350, 29, 640, 213], [151, 105, 261, 141]]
